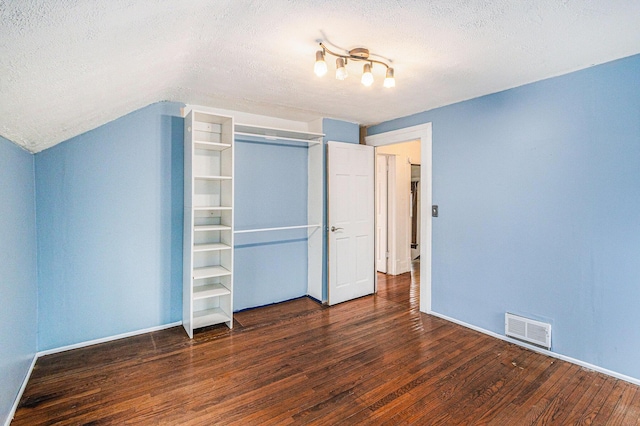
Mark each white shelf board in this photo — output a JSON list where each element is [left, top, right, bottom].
[[234, 123, 324, 144], [194, 141, 231, 151], [193, 242, 232, 252], [193, 308, 231, 329], [194, 175, 232, 180], [193, 206, 233, 211], [234, 223, 322, 234], [235, 132, 321, 146], [235, 123, 324, 141], [193, 283, 231, 300], [194, 224, 232, 232], [193, 265, 232, 280]]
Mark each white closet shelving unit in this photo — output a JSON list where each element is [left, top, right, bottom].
[[233, 122, 325, 302], [183, 110, 234, 338]]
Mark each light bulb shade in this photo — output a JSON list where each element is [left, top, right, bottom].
[[335, 57, 348, 80], [383, 67, 395, 88], [361, 63, 374, 86], [314, 50, 327, 77]]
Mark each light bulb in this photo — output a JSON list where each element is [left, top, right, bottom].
[[335, 57, 348, 80], [314, 50, 327, 77], [361, 63, 374, 87], [383, 67, 395, 88]]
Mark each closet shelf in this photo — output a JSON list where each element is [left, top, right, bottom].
[[193, 308, 230, 328], [194, 224, 231, 232], [194, 206, 233, 211], [235, 123, 324, 145], [193, 266, 232, 280], [194, 141, 231, 151], [194, 175, 232, 180], [193, 283, 231, 300], [193, 243, 232, 252], [234, 223, 322, 234]]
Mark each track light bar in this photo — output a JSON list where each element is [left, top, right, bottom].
[[313, 42, 395, 88]]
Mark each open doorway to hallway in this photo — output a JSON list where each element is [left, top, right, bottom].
[[366, 122, 432, 313], [375, 139, 421, 277]]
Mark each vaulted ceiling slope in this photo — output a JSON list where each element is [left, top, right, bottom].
[[2, 1, 640, 153]]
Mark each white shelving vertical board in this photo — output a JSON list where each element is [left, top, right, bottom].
[[307, 141, 324, 301], [226, 115, 234, 328], [220, 149, 233, 209], [183, 111, 195, 338]]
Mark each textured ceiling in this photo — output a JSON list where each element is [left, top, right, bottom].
[[2, 1, 640, 153]]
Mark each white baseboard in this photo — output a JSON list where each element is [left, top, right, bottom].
[[37, 321, 182, 357], [5, 354, 37, 426], [429, 311, 640, 387]]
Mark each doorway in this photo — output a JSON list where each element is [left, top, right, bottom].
[[365, 123, 432, 314], [375, 140, 421, 277]]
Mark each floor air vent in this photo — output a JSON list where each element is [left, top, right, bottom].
[[505, 313, 551, 349]]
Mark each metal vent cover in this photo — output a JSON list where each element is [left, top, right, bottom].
[[505, 313, 551, 349]]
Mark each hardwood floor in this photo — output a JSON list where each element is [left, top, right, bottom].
[[14, 263, 640, 425]]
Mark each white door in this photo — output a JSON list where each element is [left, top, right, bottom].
[[328, 141, 375, 305], [376, 155, 388, 273]]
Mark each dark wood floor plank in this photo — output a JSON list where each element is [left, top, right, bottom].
[[552, 372, 609, 425], [509, 363, 581, 425], [463, 348, 554, 425], [607, 384, 638, 425], [347, 337, 506, 424], [590, 379, 628, 425], [425, 344, 538, 425], [580, 377, 619, 425], [619, 380, 640, 425], [531, 367, 601, 425], [12, 263, 640, 425]]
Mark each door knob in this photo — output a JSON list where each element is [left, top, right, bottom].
[[331, 226, 343, 232]]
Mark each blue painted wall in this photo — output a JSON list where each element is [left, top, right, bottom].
[[233, 138, 309, 310], [0, 137, 38, 425], [35, 102, 184, 351], [368, 53, 640, 379], [321, 119, 360, 301]]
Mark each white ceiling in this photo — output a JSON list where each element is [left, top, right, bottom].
[[2, 1, 640, 153]]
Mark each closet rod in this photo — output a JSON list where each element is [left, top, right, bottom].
[[234, 224, 322, 234]]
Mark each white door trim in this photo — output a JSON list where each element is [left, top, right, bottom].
[[386, 155, 398, 275], [375, 154, 390, 274], [365, 123, 433, 314]]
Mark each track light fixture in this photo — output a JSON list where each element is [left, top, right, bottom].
[[335, 57, 348, 80], [361, 63, 374, 87], [313, 42, 395, 88], [314, 50, 327, 77]]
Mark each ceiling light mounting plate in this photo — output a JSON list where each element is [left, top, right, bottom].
[[349, 48, 370, 60]]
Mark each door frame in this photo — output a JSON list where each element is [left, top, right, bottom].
[[375, 154, 394, 274], [365, 123, 432, 314]]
